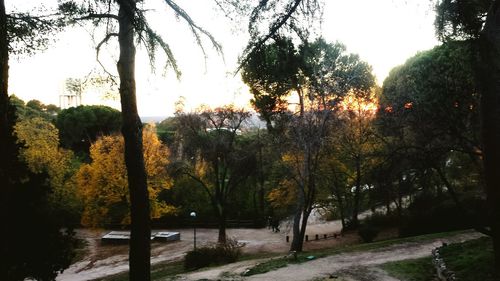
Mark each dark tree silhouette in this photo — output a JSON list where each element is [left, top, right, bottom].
[[436, 0, 500, 273], [174, 106, 255, 243], [0, 3, 75, 280]]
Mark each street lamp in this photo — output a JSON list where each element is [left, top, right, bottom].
[[190, 211, 197, 251]]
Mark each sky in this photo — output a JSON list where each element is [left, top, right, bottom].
[[7, 0, 438, 117]]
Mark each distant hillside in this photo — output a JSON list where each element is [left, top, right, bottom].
[[140, 114, 266, 128]]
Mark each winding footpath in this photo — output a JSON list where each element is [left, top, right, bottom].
[[168, 231, 482, 281]]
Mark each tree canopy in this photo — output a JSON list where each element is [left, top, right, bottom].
[[76, 125, 175, 227], [173, 105, 255, 243], [56, 105, 122, 158]]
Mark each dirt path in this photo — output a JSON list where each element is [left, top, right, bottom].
[[168, 231, 482, 281], [57, 213, 357, 281], [56, 209, 473, 281]]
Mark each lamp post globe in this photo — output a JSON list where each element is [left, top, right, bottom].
[[190, 211, 197, 250]]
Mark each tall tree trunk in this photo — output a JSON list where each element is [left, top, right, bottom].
[[0, 2, 9, 279], [116, 1, 150, 280], [0, 0, 6, 104], [396, 176, 403, 218], [298, 208, 311, 244], [351, 156, 361, 228], [480, 1, 500, 274], [291, 146, 309, 252], [258, 138, 265, 215], [217, 207, 227, 244], [290, 196, 303, 252], [333, 184, 346, 229]]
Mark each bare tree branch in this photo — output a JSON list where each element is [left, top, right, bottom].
[[163, 0, 224, 64], [236, 0, 302, 74], [95, 32, 119, 83], [74, 13, 119, 21]]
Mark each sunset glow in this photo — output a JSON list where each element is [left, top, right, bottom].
[[7, 0, 438, 117], [338, 93, 379, 117]]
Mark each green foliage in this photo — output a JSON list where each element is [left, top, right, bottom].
[[299, 39, 374, 96], [242, 37, 375, 130], [156, 116, 177, 146], [380, 41, 479, 152], [435, 0, 491, 40], [439, 237, 497, 281], [7, 8, 68, 56], [56, 105, 121, 158], [9, 95, 60, 121], [399, 194, 486, 237], [381, 257, 436, 281], [242, 37, 300, 127], [184, 239, 242, 270], [173, 106, 256, 241], [157, 175, 214, 226], [376, 41, 482, 225]]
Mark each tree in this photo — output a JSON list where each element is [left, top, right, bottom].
[[174, 105, 255, 243], [0, 2, 75, 280], [435, 1, 500, 273], [380, 41, 480, 159], [317, 153, 352, 228], [243, 38, 375, 251], [56, 105, 122, 158], [15, 117, 82, 224], [76, 125, 175, 226], [333, 91, 379, 228], [378, 40, 489, 231], [156, 116, 178, 147], [9, 95, 60, 121], [241, 36, 301, 130], [57, 0, 320, 278]]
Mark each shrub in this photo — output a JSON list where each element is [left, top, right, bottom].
[[399, 194, 486, 237], [358, 223, 380, 243], [184, 239, 242, 269]]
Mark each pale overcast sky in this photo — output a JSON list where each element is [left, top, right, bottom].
[[7, 0, 438, 117]]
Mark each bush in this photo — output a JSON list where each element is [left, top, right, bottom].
[[184, 239, 242, 269], [358, 224, 380, 243], [399, 194, 486, 237]]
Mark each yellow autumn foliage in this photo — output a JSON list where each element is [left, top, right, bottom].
[[267, 179, 297, 211], [15, 117, 76, 199], [76, 124, 175, 227]]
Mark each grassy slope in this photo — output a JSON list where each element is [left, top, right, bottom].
[[381, 236, 497, 281], [440, 237, 497, 281], [242, 230, 471, 276], [380, 257, 435, 281]]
